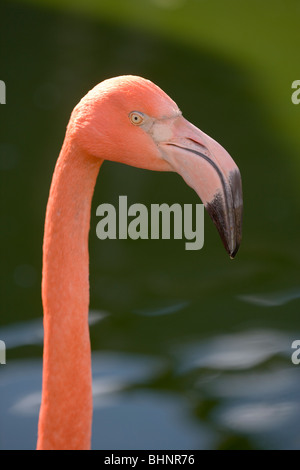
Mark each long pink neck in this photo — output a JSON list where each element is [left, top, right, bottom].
[[37, 138, 102, 450]]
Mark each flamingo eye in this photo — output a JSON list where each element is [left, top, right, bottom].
[[129, 111, 144, 126]]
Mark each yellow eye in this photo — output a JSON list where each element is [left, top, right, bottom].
[[129, 111, 144, 126]]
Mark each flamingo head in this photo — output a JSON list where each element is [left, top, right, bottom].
[[69, 75, 243, 258]]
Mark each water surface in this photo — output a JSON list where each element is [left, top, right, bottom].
[[1, 1, 300, 450]]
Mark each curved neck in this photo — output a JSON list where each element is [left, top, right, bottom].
[[37, 138, 102, 450]]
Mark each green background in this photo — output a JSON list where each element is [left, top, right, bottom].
[[1, 0, 300, 450]]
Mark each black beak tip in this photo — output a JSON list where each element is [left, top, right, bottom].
[[206, 198, 242, 260], [229, 243, 240, 259]]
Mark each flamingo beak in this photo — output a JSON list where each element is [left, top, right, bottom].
[[158, 116, 243, 258]]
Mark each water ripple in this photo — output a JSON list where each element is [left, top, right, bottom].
[[133, 300, 189, 317], [238, 288, 300, 307], [176, 329, 292, 372], [217, 401, 298, 433]]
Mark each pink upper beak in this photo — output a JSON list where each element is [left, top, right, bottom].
[[158, 116, 243, 258]]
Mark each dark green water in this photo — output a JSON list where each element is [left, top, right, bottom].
[[1, 1, 300, 450]]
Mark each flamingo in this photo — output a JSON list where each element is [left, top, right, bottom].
[[37, 75, 242, 450]]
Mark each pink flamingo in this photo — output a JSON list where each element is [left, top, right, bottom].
[[37, 76, 242, 450]]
